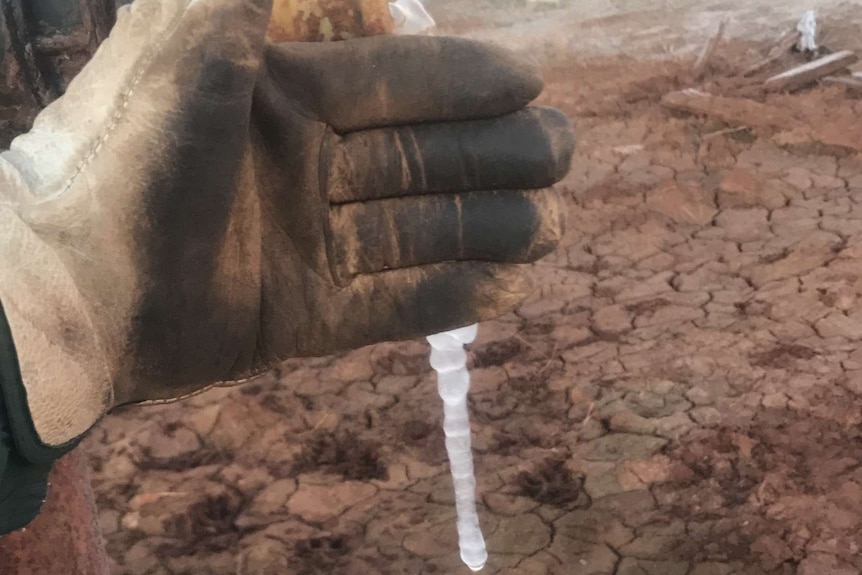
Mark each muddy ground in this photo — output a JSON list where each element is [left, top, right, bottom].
[[87, 2, 862, 574]]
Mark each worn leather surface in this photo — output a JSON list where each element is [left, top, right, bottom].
[[0, 0, 574, 448]]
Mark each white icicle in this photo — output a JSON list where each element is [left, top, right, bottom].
[[389, 3, 487, 570], [427, 325, 488, 572]]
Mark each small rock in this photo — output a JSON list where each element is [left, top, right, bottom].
[[653, 412, 697, 439], [554, 509, 634, 548], [616, 271, 676, 302], [810, 173, 846, 189], [139, 481, 240, 539], [618, 558, 690, 575], [646, 180, 717, 225], [99, 452, 138, 483], [470, 366, 508, 394], [219, 464, 275, 498], [689, 563, 737, 575], [207, 400, 260, 452], [486, 514, 552, 555], [748, 251, 834, 288], [548, 535, 619, 572], [718, 169, 764, 207], [579, 418, 606, 441], [815, 312, 862, 340], [404, 457, 444, 481], [620, 526, 685, 559], [402, 520, 458, 557], [296, 375, 346, 396], [593, 304, 633, 335], [761, 392, 788, 409], [373, 462, 412, 490], [428, 483, 455, 506], [342, 382, 396, 410], [714, 208, 771, 243], [287, 481, 377, 523], [608, 411, 657, 435], [166, 551, 235, 575], [515, 552, 560, 575], [685, 386, 713, 405], [124, 538, 175, 574], [375, 375, 418, 395], [236, 538, 289, 575], [139, 425, 201, 465], [783, 167, 813, 191], [635, 304, 705, 328], [624, 455, 674, 485], [519, 295, 567, 319], [578, 434, 667, 463], [592, 489, 657, 516], [187, 404, 221, 438], [235, 479, 297, 528], [121, 511, 141, 531], [483, 493, 540, 516], [328, 348, 375, 382], [690, 406, 722, 427], [98, 509, 120, 536], [622, 391, 667, 417], [649, 380, 676, 395]]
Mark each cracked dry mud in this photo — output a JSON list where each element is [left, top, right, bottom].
[[86, 2, 862, 574]]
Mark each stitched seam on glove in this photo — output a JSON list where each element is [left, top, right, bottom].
[[49, 0, 195, 205]]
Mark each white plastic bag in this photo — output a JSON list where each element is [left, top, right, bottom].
[[389, 0, 437, 35]]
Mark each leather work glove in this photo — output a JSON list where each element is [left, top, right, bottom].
[[0, 0, 574, 532]]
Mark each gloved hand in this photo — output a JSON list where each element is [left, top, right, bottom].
[[0, 0, 573, 517]]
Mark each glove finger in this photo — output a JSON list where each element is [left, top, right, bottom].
[[261, 35, 543, 132], [327, 107, 575, 203], [330, 188, 564, 278], [293, 262, 532, 357]]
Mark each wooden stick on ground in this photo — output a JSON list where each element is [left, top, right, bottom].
[[662, 89, 805, 130], [662, 89, 862, 154], [764, 50, 859, 92], [694, 20, 728, 78], [822, 75, 862, 93], [743, 30, 802, 77]]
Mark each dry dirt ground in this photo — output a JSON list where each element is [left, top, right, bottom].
[[87, 2, 862, 574]]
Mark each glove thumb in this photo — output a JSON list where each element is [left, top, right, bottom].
[[3, 0, 273, 203]]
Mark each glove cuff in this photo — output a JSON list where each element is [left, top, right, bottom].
[[0, 299, 75, 535]]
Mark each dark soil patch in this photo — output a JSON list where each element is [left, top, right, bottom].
[[626, 298, 671, 315], [137, 445, 228, 472], [518, 457, 586, 507], [161, 493, 242, 554], [471, 337, 523, 367], [291, 431, 388, 482], [658, 406, 862, 571], [751, 344, 818, 368], [294, 535, 352, 575]]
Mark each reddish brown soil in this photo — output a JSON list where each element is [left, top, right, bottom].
[[87, 5, 862, 575]]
